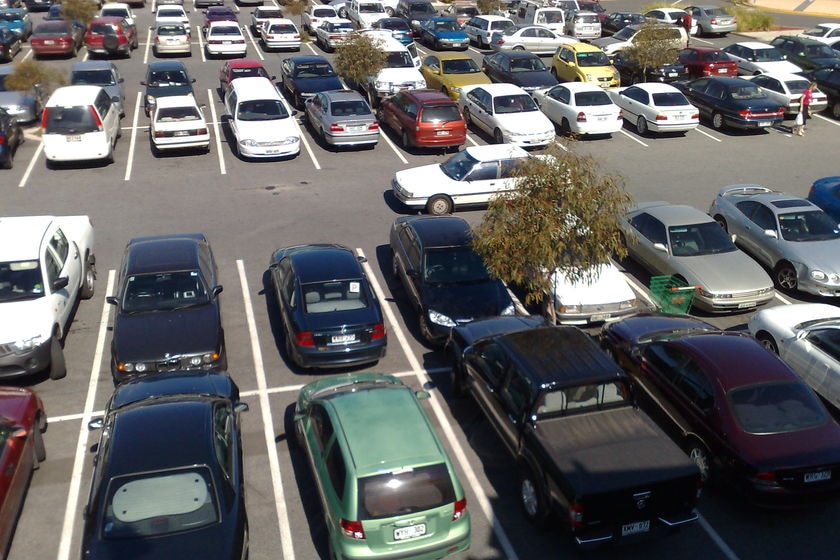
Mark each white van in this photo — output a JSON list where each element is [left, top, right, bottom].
[[512, 1, 567, 34], [565, 10, 601, 40], [361, 34, 425, 106], [42, 85, 122, 165], [223, 77, 300, 159]]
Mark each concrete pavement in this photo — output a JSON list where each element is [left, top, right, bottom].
[[747, 0, 839, 20]]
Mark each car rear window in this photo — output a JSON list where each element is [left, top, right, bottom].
[[71, 70, 116, 86], [330, 100, 371, 116], [420, 104, 461, 123], [574, 91, 611, 106], [156, 24, 186, 35], [490, 20, 513, 31], [313, 8, 334, 17], [302, 280, 370, 313], [358, 463, 455, 519], [90, 23, 119, 35], [268, 24, 297, 34], [210, 25, 241, 35], [652, 92, 690, 106], [157, 106, 201, 122], [729, 381, 827, 434], [577, 51, 610, 67], [34, 22, 71, 34], [44, 106, 100, 134]]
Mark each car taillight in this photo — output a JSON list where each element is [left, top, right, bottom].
[[155, 36, 160, 43], [197, 128, 207, 135], [710, 18, 718, 25], [656, 113, 667, 121], [569, 501, 584, 529], [329, 123, 344, 132], [452, 497, 467, 521], [617, 110, 623, 120], [692, 112, 699, 119], [371, 323, 385, 340], [368, 121, 379, 131], [296, 331, 315, 347], [576, 111, 586, 122], [340, 519, 365, 540], [754, 471, 777, 483], [41, 108, 49, 130], [153, 130, 166, 138], [496, 38, 504, 45], [89, 105, 103, 130], [0, 136, 4, 145]]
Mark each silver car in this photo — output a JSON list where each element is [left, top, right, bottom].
[[686, 5, 737, 37], [620, 201, 774, 313], [0, 65, 44, 123], [748, 303, 840, 411], [304, 90, 379, 148], [709, 184, 840, 296], [152, 23, 191, 57], [489, 25, 575, 56], [68, 60, 126, 118]]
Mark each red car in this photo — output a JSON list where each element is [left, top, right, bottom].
[[218, 58, 274, 97], [84, 16, 138, 57], [203, 6, 237, 33], [678, 47, 738, 79], [601, 313, 840, 506], [0, 387, 46, 553], [30, 20, 84, 58], [377, 89, 467, 150]]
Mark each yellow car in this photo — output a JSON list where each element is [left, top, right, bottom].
[[551, 42, 620, 88], [419, 52, 492, 101]]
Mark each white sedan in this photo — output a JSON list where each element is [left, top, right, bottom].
[[459, 83, 555, 147], [533, 82, 623, 136], [799, 22, 840, 44], [205, 21, 247, 58], [747, 72, 829, 117], [149, 95, 210, 154], [748, 303, 840, 411], [155, 5, 190, 27], [607, 83, 699, 135], [259, 18, 301, 51], [549, 261, 637, 325]]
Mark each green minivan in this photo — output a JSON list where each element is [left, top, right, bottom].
[[294, 372, 471, 560]]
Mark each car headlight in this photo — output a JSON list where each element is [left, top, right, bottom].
[[810, 270, 826, 281], [189, 356, 204, 367], [501, 303, 516, 316], [12, 335, 43, 354], [375, 80, 389, 89], [121, 362, 149, 373], [416, 79, 427, 88], [411, 19, 420, 26], [282, 136, 299, 144], [428, 309, 456, 327], [146, 95, 156, 107], [558, 303, 581, 313], [612, 69, 620, 80], [450, 86, 461, 94], [240, 139, 258, 147], [619, 299, 637, 310], [586, 74, 594, 81]]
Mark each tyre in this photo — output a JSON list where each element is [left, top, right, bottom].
[[426, 194, 453, 215], [418, 311, 436, 343], [34, 423, 46, 463], [1, 155, 10, 170], [519, 467, 549, 528], [636, 115, 648, 135], [559, 118, 571, 135], [493, 128, 504, 144], [450, 363, 466, 398], [713, 215, 728, 232], [48, 336, 66, 380], [80, 254, 95, 299], [104, 146, 114, 164], [401, 130, 411, 149], [756, 332, 779, 354], [687, 441, 712, 484], [294, 91, 303, 110], [832, 102, 840, 119], [711, 111, 725, 130], [391, 250, 400, 279], [774, 262, 797, 291], [513, 45, 525, 51], [462, 106, 472, 125]]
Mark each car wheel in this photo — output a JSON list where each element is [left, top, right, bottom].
[[711, 111, 725, 130], [756, 332, 779, 354], [636, 116, 648, 135], [48, 335, 66, 380], [513, 45, 525, 51], [687, 441, 712, 484], [426, 194, 453, 216], [463, 106, 472, 125], [80, 254, 95, 299], [401, 130, 411, 149], [833, 102, 840, 119], [493, 128, 504, 144], [294, 91, 303, 110], [1, 155, 11, 170], [559, 118, 571, 135], [713, 215, 728, 232], [774, 262, 798, 291], [418, 312, 436, 343], [391, 249, 400, 279], [631, 73, 643, 85], [519, 466, 549, 529], [33, 421, 46, 464]]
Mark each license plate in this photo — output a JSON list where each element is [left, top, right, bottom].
[[597, 116, 607, 121], [757, 121, 771, 127], [717, 68, 728, 73], [44, 39, 55, 45], [737, 301, 756, 308], [223, 40, 232, 44], [590, 313, 609, 322], [668, 72, 677, 77], [331, 334, 356, 344], [621, 520, 650, 536], [347, 125, 365, 132], [66, 135, 82, 142], [804, 470, 831, 483], [173, 130, 189, 136], [265, 148, 280, 154], [435, 130, 451, 136], [394, 523, 426, 540], [674, 114, 685, 120]]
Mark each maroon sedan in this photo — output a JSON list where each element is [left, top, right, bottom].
[[678, 47, 738, 79], [601, 313, 840, 506], [30, 20, 84, 58], [218, 58, 273, 97], [203, 6, 238, 33], [377, 89, 467, 150], [0, 387, 46, 553]]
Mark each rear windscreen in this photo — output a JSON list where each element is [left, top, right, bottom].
[[45, 106, 98, 134], [358, 463, 455, 519], [420, 104, 461, 123]]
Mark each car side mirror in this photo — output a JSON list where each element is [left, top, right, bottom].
[[763, 229, 778, 239], [88, 417, 104, 431], [118, 77, 124, 83], [140, 81, 147, 86], [356, 255, 368, 264], [213, 285, 223, 297], [106, 296, 118, 306], [270, 75, 277, 80], [111, 96, 120, 103], [191, 78, 196, 83], [53, 277, 69, 291], [653, 242, 668, 252], [234, 402, 249, 414], [406, 268, 419, 278], [415, 390, 430, 400]]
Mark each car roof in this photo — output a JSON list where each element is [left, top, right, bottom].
[[228, 77, 280, 100], [208, 20, 242, 29], [562, 81, 609, 93], [698, 76, 755, 87], [401, 88, 456, 104], [0, 216, 55, 261], [289, 54, 330, 64], [463, 142, 529, 161], [154, 94, 200, 109], [283, 245, 363, 283], [70, 60, 114, 72], [401, 215, 472, 248], [263, 17, 296, 25], [434, 51, 473, 61], [721, 184, 817, 213], [632, 202, 713, 225], [469, 82, 530, 96], [754, 71, 810, 82], [125, 233, 206, 275], [733, 41, 776, 50], [319, 89, 366, 102], [776, 34, 825, 46], [494, 50, 540, 60], [148, 60, 188, 72], [46, 85, 103, 106], [563, 41, 602, 53], [628, 82, 682, 93], [227, 58, 265, 69]]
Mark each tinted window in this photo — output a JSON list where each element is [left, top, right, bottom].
[[729, 381, 826, 434], [420, 104, 461, 123], [577, 50, 610, 67], [45, 106, 99, 134], [778, 210, 840, 241], [652, 92, 689, 106], [424, 246, 490, 284], [71, 70, 116, 86], [574, 90, 611, 106], [157, 106, 201, 121], [358, 463, 455, 519], [330, 100, 371, 116], [302, 280, 370, 313]]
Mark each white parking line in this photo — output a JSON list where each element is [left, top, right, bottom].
[[207, 89, 227, 174], [22, 48, 32, 61], [244, 26, 265, 61], [197, 25, 206, 62], [357, 248, 520, 560], [143, 26, 153, 64], [124, 93, 143, 181], [236, 260, 296, 560], [465, 133, 479, 146], [698, 513, 741, 560], [693, 127, 723, 142], [295, 118, 321, 170], [379, 127, 409, 164], [815, 113, 840, 127], [619, 128, 649, 147], [56, 270, 115, 560], [18, 140, 43, 188], [304, 41, 318, 55]]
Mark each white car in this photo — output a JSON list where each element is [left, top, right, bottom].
[[721, 42, 803, 75], [301, 5, 339, 32], [608, 83, 699, 135], [99, 2, 136, 27], [592, 24, 686, 56], [149, 95, 209, 154], [391, 143, 541, 215], [313, 18, 354, 52], [152, 23, 191, 56], [223, 77, 300, 159], [155, 5, 190, 28], [42, 85, 122, 165], [747, 72, 829, 117], [259, 18, 301, 51], [459, 83, 555, 147], [748, 303, 840, 411], [549, 262, 637, 325], [533, 82, 623, 137], [205, 21, 247, 57], [643, 8, 697, 36], [799, 23, 840, 45]]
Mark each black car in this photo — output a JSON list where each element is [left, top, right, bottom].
[[0, 106, 21, 169], [674, 76, 784, 131], [279, 55, 342, 109], [810, 65, 840, 118], [106, 234, 226, 385], [268, 243, 387, 368], [140, 60, 196, 116], [610, 50, 689, 86], [482, 51, 558, 94], [389, 215, 515, 344], [82, 371, 249, 560], [601, 11, 646, 36], [770, 35, 840, 72], [0, 26, 21, 62]]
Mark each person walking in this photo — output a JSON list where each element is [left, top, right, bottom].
[[797, 81, 817, 136], [682, 11, 692, 47]]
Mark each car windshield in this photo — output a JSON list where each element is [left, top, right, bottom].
[[668, 222, 737, 256], [44, 106, 100, 134], [803, 26, 831, 37], [752, 47, 784, 62], [577, 51, 610, 67], [379, 19, 409, 31], [148, 70, 189, 86], [702, 50, 728, 61], [613, 26, 636, 40], [101, 466, 219, 539], [704, 8, 727, 16], [121, 271, 210, 312], [574, 90, 611, 106], [535, 381, 630, 418], [0, 260, 44, 302], [385, 51, 413, 68], [729, 381, 826, 434], [100, 9, 129, 18], [236, 99, 289, 121], [728, 84, 766, 100], [330, 100, 371, 116], [156, 106, 201, 122], [156, 24, 186, 35], [441, 58, 480, 74], [71, 70, 116, 86], [652, 92, 690, 106], [293, 63, 335, 78], [358, 463, 455, 520], [509, 57, 546, 72], [420, 104, 461, 123], [778, 210, 840, 241], [0, 12, 21, 22], [313, 8, 335, 17], [440, 149, 478, 180], [493, 94, 537, 113], [301, 280, 370, 313], [423, 247, 491, 285], [257, 9, 282, 17]]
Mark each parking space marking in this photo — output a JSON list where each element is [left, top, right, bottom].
[[698, 513, 741, 560], [197, 25, 206, 62], [465, 133, 479, 146], [379, 127, 409, 164], [304, 41, 318, 55], [18, 140, 43, 188], [815, 113, 840, 127], [57, 270, 115, 560], [236, 260, 296, 560], [124, 93, 143, 182], [693, 127, 723, 142], [21, 48, 32, 62], [619, 129, 650, 147], [295, 118, 321, 170], [143, 26, 153, 64], [207, 89, 227, 175], [358, 248, 520, 560], [244, 26, 265, 62]]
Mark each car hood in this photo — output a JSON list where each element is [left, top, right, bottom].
[[783, 238, 840, 274], [377, 67, 424, 83], [421, 279, 512, 319], [512, 71, 557, 89], [0, 298, 52, 339], [591, 36, 621, 48], [147, 85, 194, 99], [0, 90, 30, 106], [235, 117, 297, 141], [673, 250, 772, 293], [496, 111, 553, 134], [292, 75, 342, 94], [113, 305, 221, 362], [442, 73, 491, 89], [393, 163, 450, 194], [552, 263, 635, 306]]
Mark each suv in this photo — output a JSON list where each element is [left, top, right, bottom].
[[361, 34, 425, 106], [552, 42, 619, 88], [378, 88, 466, 149], [41, 85, 122, 164], [770, 35, 840, 71], [462, 15, 514, 49], [389, 215, 515, 343], [396, 0, 437, 36], [294, 372, 471, 559], [69, 60, 125, 117], [84, 16, 138, 57], [141, 60, 195, 117]]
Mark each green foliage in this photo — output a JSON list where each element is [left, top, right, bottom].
[[731, 8, 774, 31], [282, 0, 308, 17], [4, 60, 66, 96], [334, 34, 387, 87], [621, 22, 683, 76], [477, 0, 502, 14], [471, 146, 631, 317], [61, 0, 100, 26]]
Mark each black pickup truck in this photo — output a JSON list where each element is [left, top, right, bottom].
[[449, 316, 701, 547]]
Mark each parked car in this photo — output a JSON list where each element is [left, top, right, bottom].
[[799, 22, 840, 44], [313, 18, 354, 52], [722, 41, 803, 75], [0, 25, 20, 61], [445, 1, 478, 27], [551, 42, 619, 88], [0, 7, 30, 39], [678, 47, 738, 79], [747, 72, 828, 117], [419, 16, 470, 50], [202, 5, 237, 33], [549, 261, 637, 325], [205, 21, 247, 58], [29, 19, 85, 58], [294, 372, 470, 558], [808, 176, 840, 222], [610, 50, 689, 86], [601, 313, 840, 504], [396, 0, 437, 36], [644, 7, 696, 36], [305, 89, 379, 148], [674, 76, 784, 131], [390, 215, 514, 343], [808, 65, 840, 118], [490, 24, 575, 55], [0, 386, 46, 555], [565, 10, 601, 41], [249, 5, 282, 34], [462, 14, 514, 49], [481, 51, 557, 94], [98, 2, 135, 27], [608, 83, 699, 135], [141, 60, 195, 117], [600, 11, 644, 36], [533, 82, 623, 136], [300, 4, 338, 32], [0, 65, 44, 123], [69, 61, 125, 120], [377, 88, 467, 149], [592, 24, 686, 57], [0, 106, 21, 169], [420, 52, 490, 101], [279, 55, 342, 109], [459, 83, 555, 146], [149, 94, 210, 154], [154, 4, 189, 27], [219, 58, 273, 98], [391, 143, 540, 214], [84, 16, 137, 58], [770, 35, 840, 71], [82, 371, 249, 560], [370, 16, 412, 45], [42, 85, 122, 165], [619, 201, 775, 312], [195, 0, 223, 8], [223, 76, 300, 159], [450, 318, 701, 544], [685, 5, 736, 37], [152, 22, 191, 56], [360, 33, 426, 106], [259, 18, 301, 51]]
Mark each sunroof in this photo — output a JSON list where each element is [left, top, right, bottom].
[[771, 199, 809, 208]]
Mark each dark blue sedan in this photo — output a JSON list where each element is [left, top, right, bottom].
[[279, 55, 343, 109], [82, 371, 249, 560], [808, 176, 840, 223], [481, 51, 558, 94], [675, 76, 784, 131], [419, 16, 470, 50]]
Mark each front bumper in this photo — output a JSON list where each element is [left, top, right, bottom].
[[0, 337, 52, 379], [238, 138, 300, 158]]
